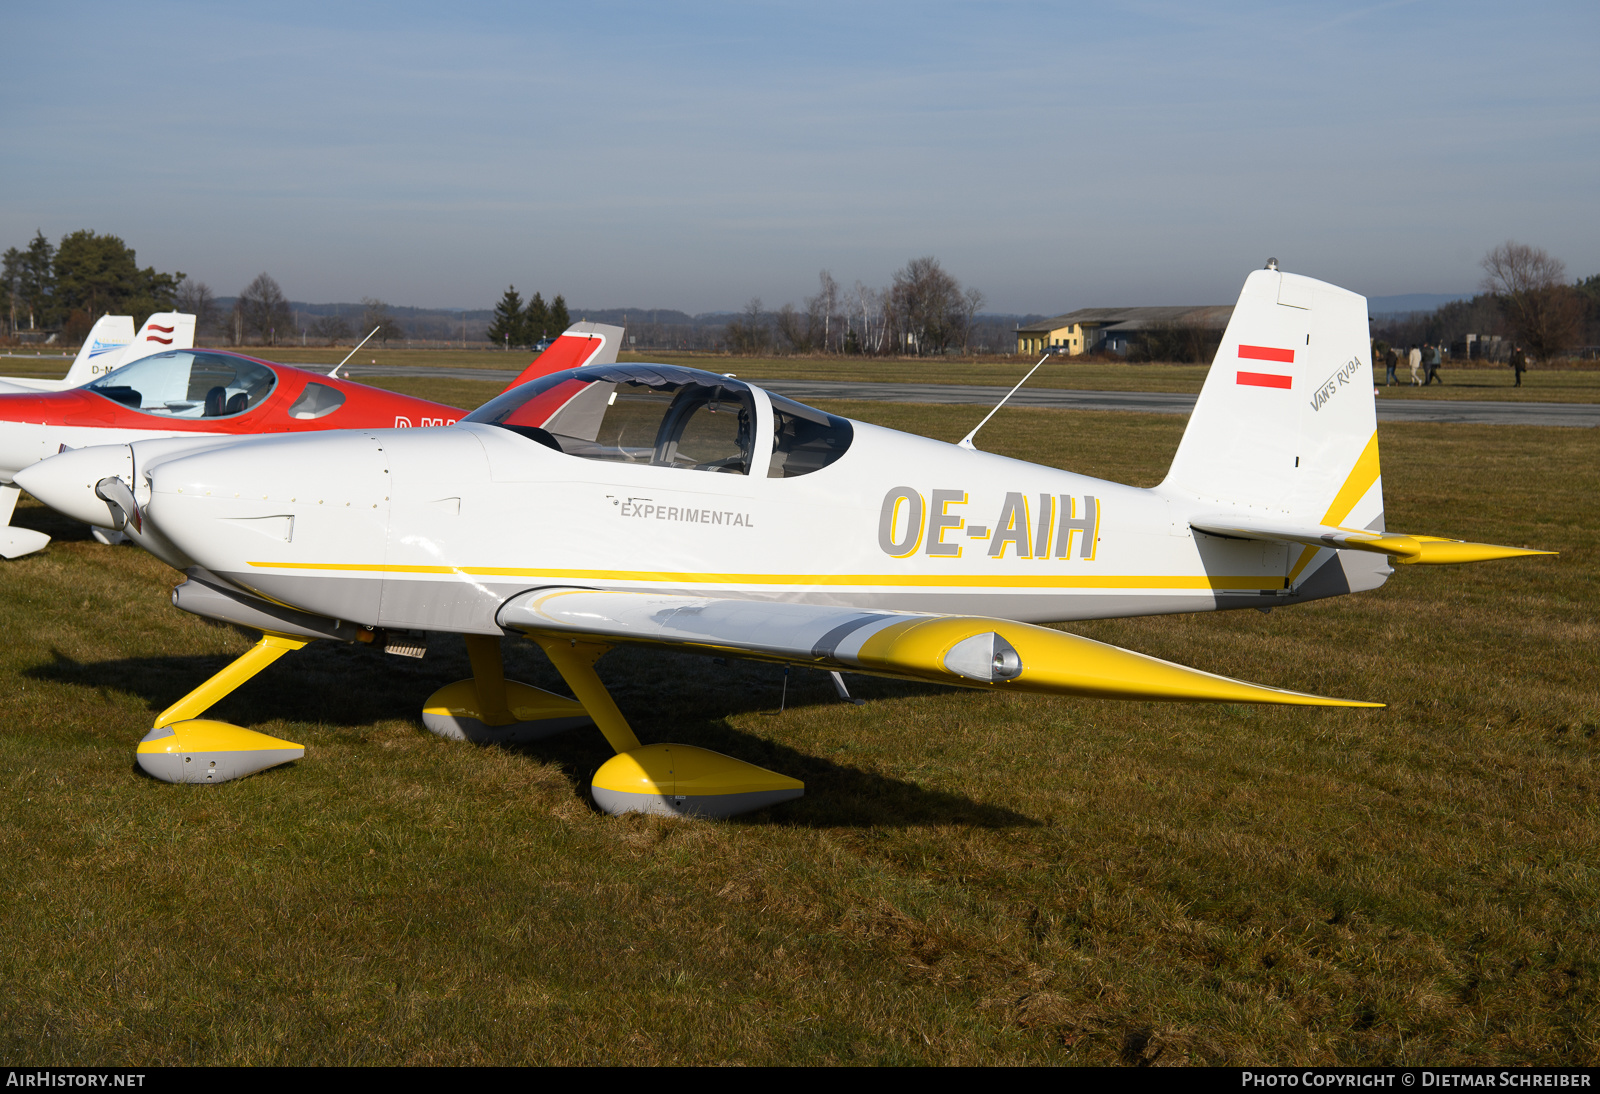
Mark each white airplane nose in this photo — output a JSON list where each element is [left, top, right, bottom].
[[143, 431, 395, 587], [14, 444, 134, 528]]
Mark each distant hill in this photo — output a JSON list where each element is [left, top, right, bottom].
[[203, 298, 1048, 352], [212, 298, 495, 343]]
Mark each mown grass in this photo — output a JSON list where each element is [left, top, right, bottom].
[[312, 347, 1600, 402], [0, 394, 1594, 1065], [10, 345, 1600, 402]]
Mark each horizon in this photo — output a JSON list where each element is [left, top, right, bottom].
[[4, 3, 1594, 313]]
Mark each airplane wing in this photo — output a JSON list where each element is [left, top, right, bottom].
[[497, 587, 1380, 707], [1190, 515, 1555, 565]]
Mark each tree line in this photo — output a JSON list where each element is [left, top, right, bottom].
[[1373, 242, 1599, 362], [0, 229, 424, 348], [175, 272, 409, 348], [2, 230, 183, 340], [725, 257, 985, 357], [1, 228, 990, 358], [486, 287, 572, 349]]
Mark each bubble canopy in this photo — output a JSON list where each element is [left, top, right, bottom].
[[87, 351, 277, 419], [463, 364, 852, 477]]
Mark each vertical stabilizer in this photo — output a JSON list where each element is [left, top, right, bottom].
[[122, 313, 198, 366], [1163, 269, 1378, 527], [501, 322, 625, 393], [1161, 268, 1382, 594], [60, 315, 136, 386]]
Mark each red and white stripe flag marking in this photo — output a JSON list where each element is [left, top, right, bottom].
[[1236, 344, 1293, 389]]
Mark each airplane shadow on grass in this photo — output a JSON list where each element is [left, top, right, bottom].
[[11, 496, 95, 542], [27, 630, 1038, 830]]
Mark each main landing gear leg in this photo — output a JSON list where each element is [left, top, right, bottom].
[[136, 632, 309, 784], [421, 634, 591, 743], [532, 634, 803, 820]]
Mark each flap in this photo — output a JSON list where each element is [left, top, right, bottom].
[[498, 587, 1379, 707]]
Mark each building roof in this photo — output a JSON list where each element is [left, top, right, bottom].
[[1017, 305, 1233, 334]]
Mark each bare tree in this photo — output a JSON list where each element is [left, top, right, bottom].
[[851, 281, 883, 354], [309, 314, 352, 345], [361, 298, 405, 346], [175, 277, 216, 337], [962, 286, 986, 353], [887, 256, 966, 355], [1480, 242, 1582, 361], [806, 270, 841, 353], [724, 297, 770, 355], [775, 303, 813, 353], [237, 272, 291, 345]]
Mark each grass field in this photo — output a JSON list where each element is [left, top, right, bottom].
[[1, 390, 1595, 1065], [8, 345, 1600, 403]]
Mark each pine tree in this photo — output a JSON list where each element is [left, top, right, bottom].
[[55, 230, 182, 328], [549, 294, 570, 335], [2, 231, 57, 330], [523, 291, 550, 344], [487, 286, 523, 349]]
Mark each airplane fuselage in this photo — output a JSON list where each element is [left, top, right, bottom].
[[134, 413, 1369, 637]]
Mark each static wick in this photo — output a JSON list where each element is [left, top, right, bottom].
[[958, 354, 1052, 451]]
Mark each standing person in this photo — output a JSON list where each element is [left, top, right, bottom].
[[1385, 345, 1399, 386], [1423, 342, 1444, 385], [1408, 344, 1422, 385], [1511, 344, 1527, 387]]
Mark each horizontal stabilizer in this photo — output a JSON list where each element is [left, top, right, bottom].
[[1191, 515, 1555, 565], [498, 588, 1380, 708]]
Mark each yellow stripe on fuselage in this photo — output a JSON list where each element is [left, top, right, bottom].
[[244, 560, 1285, 592]]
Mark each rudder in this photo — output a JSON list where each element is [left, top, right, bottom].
[[1162, 268, 1380, 533]]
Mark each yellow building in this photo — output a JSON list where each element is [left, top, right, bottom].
[[1015, 319, 1086, 356], [1016, 305, 1233, 357]]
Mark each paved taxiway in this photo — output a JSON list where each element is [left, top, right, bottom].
[[339, 365, 1600, 428]]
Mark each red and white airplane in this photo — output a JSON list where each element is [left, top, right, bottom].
[[0, 312, 198, 394], [16, 271, 1549, 815], [0, 321, 623, 558]]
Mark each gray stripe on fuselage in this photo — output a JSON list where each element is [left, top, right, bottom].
[[218, 571, 1366, 635]]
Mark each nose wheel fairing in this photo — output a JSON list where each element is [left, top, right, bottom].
[[0, 483, 50, 559], [137, 720, 304, 784], [135, 632, 309, 784]]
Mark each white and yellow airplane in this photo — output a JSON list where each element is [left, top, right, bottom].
[[16, 266, 1551, 816]]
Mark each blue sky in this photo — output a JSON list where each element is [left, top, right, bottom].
[[3, 1, 1595, 314]]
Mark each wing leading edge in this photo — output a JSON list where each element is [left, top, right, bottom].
[[497, 588, 1380, 708]]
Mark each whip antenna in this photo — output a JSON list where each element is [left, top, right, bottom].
[[958, 354, 1050, 451], [329, 327, 381, 377]]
